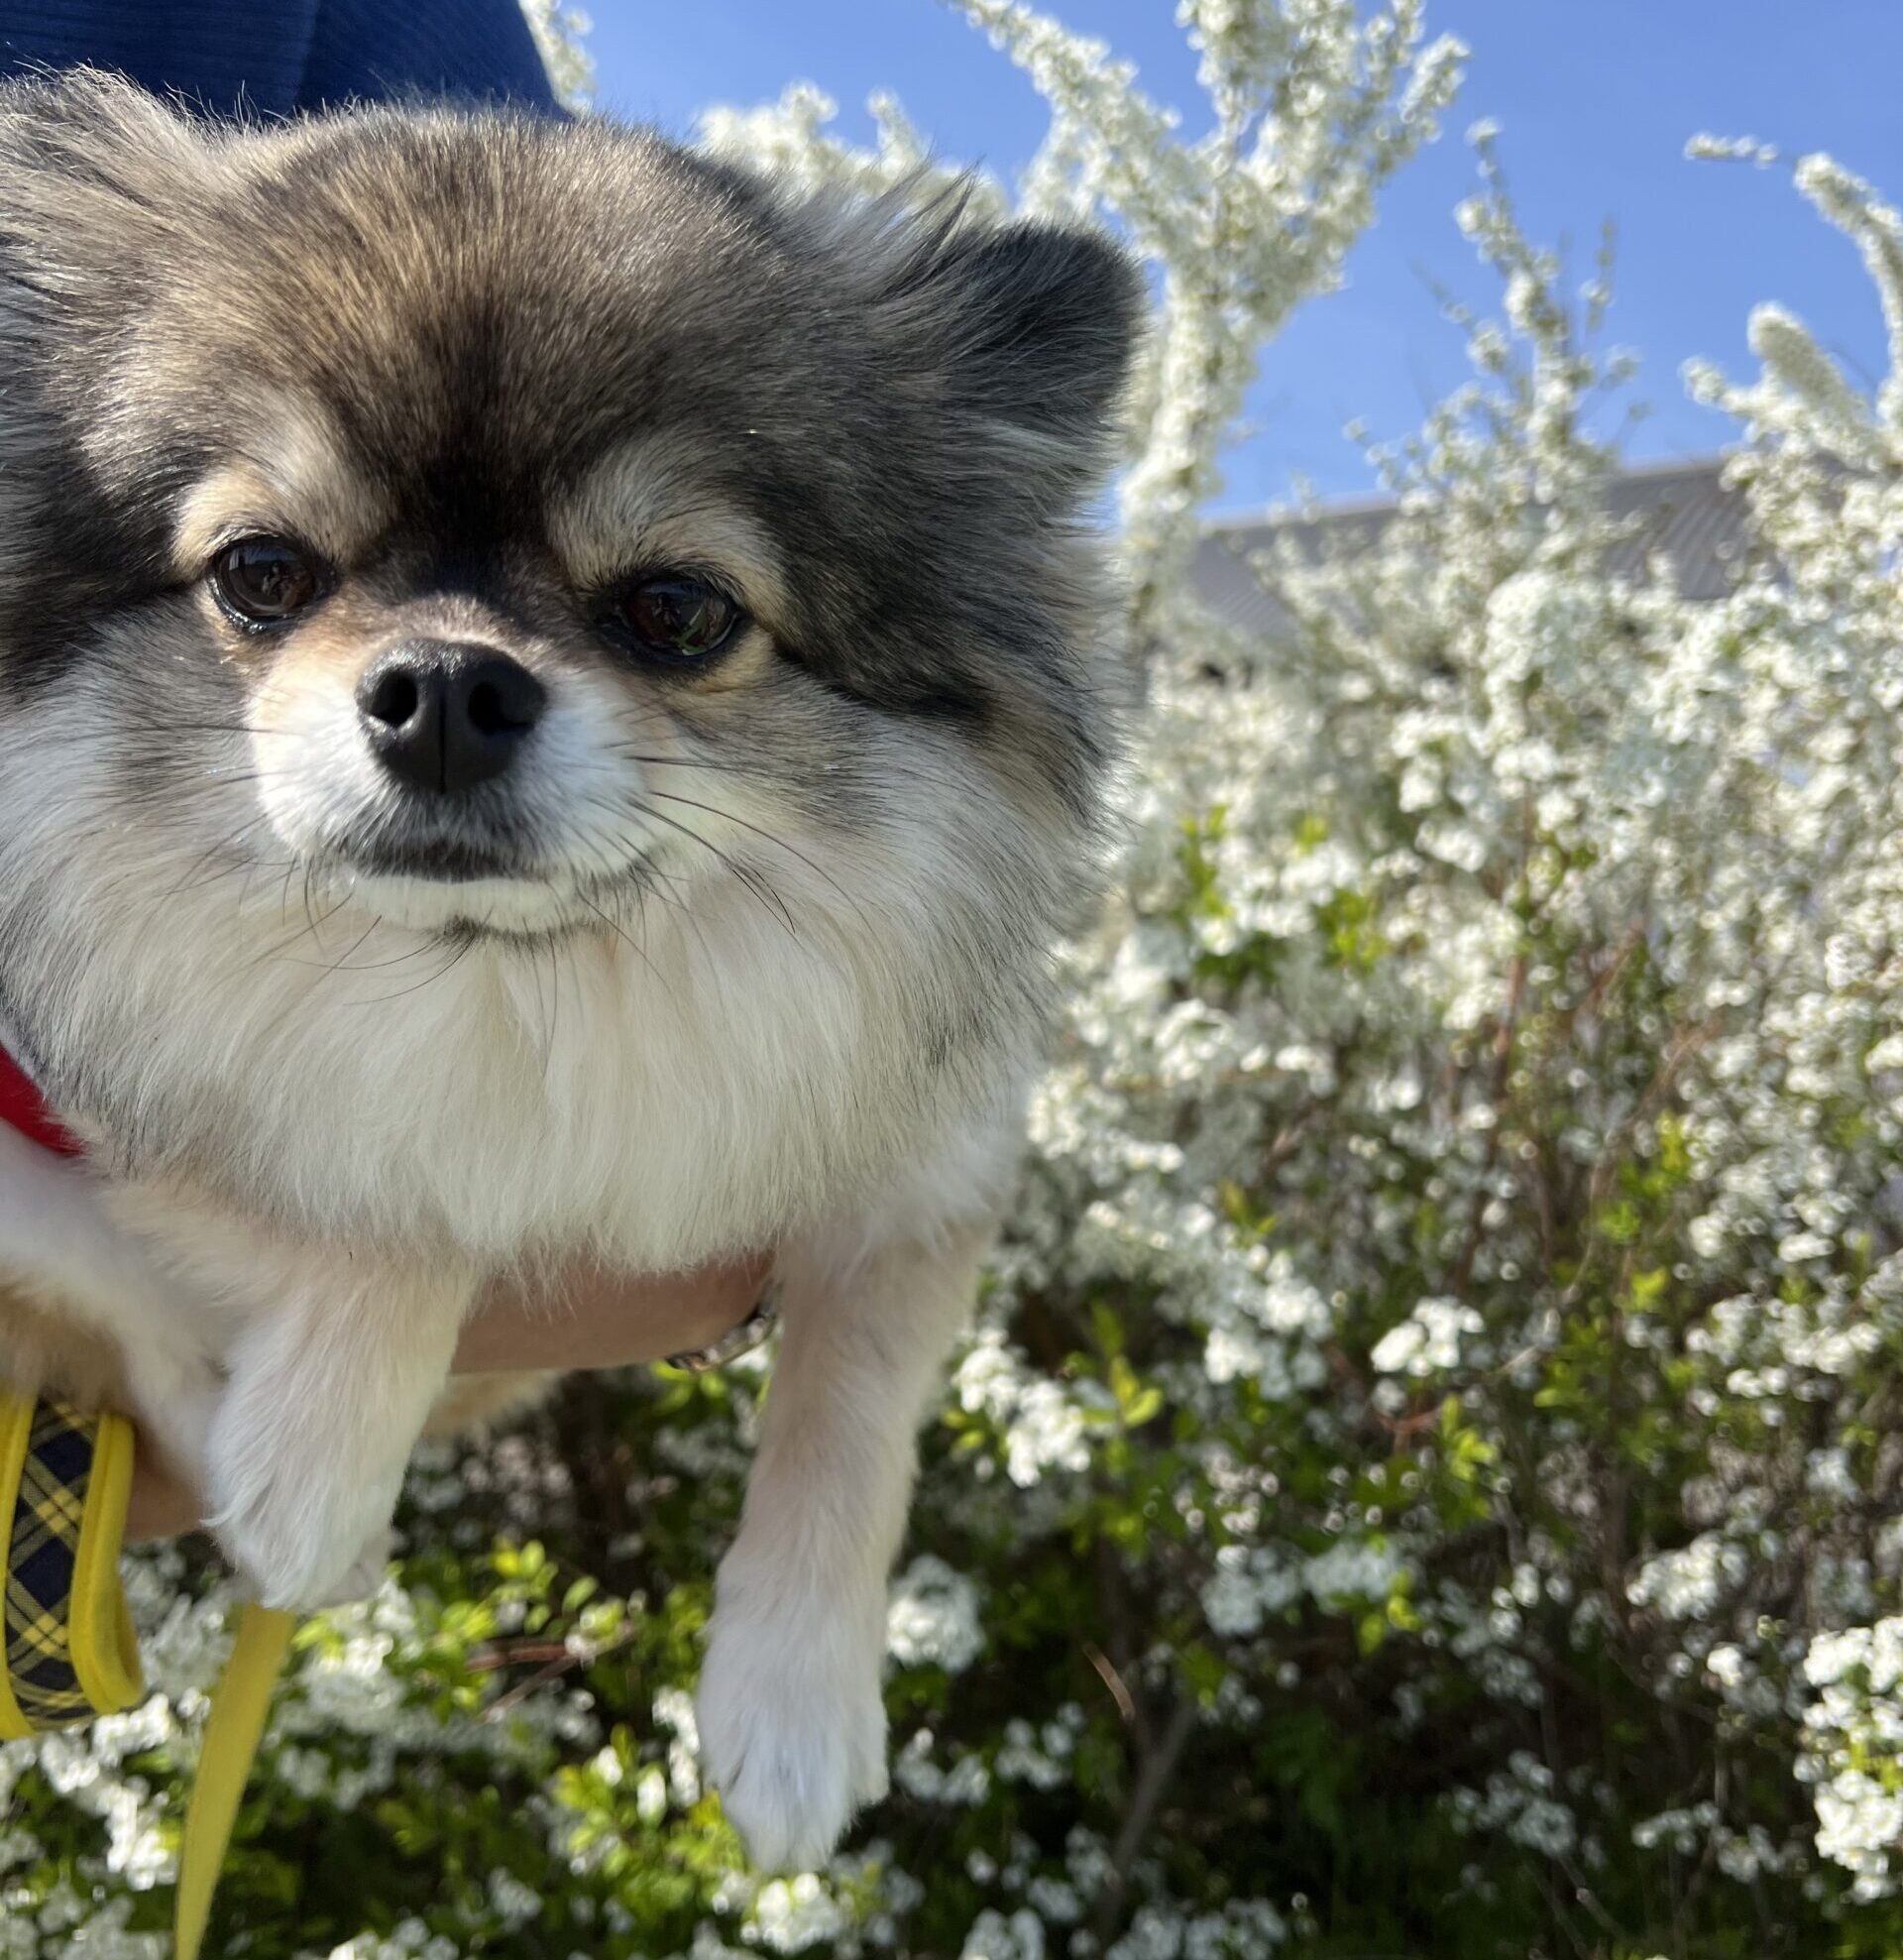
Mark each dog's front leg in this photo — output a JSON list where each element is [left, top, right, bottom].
[[697, 1219, 987, 1870], [203, 1244, 474, 1610]]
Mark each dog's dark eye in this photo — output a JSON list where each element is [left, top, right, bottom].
[[210, 536, 324, 626], [602, 574, 742, 664]]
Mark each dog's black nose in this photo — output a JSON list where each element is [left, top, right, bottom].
[[357, 643, 546, 794]]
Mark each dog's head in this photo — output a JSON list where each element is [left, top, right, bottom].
[[0, 74, 1138, 954]]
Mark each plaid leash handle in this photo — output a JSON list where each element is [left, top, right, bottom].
[[0, 1391, 142, 1736], [0, 1388, 296, 1960]]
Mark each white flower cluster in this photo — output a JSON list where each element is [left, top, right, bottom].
[[517, 0, 595, 111], [885, 1555, 986, 1674], [1800, 1621, 1903, 1900], [1369, 1296, 1483, 1378]]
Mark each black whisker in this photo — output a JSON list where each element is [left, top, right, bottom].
[[346, 933, 478, 1007], [571, 887, 674, 1003], [625, 796, 800, 941], [140, 721, 311, 743], [639, 785, 873, 934]]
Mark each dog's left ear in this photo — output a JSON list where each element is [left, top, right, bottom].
[[883, 212, 1145, 506]]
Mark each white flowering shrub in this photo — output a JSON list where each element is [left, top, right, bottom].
[[10, 4, 1903, 1955], [517, 0, 595, 111]]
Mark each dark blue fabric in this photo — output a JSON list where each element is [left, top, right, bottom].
[[0, 0, 560, 118]]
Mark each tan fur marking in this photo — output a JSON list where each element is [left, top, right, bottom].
[[548, 436, 792, 626], [670, 621, 778, 695], [171, 399, 387, 576]]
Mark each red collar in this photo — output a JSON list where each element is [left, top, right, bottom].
[[0, 1041, 82, 1158]]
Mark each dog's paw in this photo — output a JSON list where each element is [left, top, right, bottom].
[[292, 1527, 394, 1611], [212, 1481, 399, 1611], [696, 1606, 889, 1871], [206, 1421, 403, 1613]]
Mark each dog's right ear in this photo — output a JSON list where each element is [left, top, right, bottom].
[[0, 76, 217, 628], [0, 70, 210, 351]]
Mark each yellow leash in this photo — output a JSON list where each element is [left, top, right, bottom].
[[0, 1390, 292, 1958], [173, 1600, 296, 1960]]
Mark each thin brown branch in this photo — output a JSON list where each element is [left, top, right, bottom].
[[1084, 1641, 1138, 1726], [1096, 1696, 1200, 1939]]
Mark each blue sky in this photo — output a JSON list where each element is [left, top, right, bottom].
[[585, 1, 1902, 513]]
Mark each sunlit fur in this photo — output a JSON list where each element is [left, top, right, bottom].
[[0, 73, 1138, 1865]]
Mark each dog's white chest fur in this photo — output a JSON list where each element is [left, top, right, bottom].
[[116, 885, 998, 1270]]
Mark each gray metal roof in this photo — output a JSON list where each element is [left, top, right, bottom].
[[1189, 458, 1752, 643]]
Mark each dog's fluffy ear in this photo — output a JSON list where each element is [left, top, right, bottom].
[[0, 75, 216, 614], [0, 69, 208, 345], [874, 205, 1145, 509]]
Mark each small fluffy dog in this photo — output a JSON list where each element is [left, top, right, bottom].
[[0, 74, 1136, 1864]]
